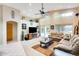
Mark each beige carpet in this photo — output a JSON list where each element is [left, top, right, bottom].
[[32, 44, 53, 56], [49, 41, 58, 50], [32, 41, 58, 56]]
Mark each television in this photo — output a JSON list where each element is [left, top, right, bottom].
[[29, 27, 37, 33]]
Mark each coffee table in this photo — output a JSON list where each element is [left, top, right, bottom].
[[40, 37, 53, 48], [40, 40, 53, 48]]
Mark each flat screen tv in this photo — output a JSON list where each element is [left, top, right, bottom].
[[29, 27, 37, 33]]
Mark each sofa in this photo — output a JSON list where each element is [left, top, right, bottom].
[[54, 49, 74, 56], [51, 32, 64, 42], [54, 35, 79, 56]]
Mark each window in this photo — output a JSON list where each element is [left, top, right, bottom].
[[40, 25, 50, 37], [45, 25, 50, 36], [55, 24, 72, 34], [40, 26, 45, 37], [53, 11, 74, 20], [55, 25, 63, 32], [63, 25, 72, 34], [61, 11, 73, 17]]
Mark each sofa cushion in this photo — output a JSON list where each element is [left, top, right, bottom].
[[71, 37, 79, 47], [59, 35, 78, 46], [59, 39, 70, 46], [70, 35, 79, 44], [71, 41, 79, 56], [55, 44, 72, 52]]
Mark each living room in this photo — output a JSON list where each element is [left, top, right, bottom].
[[0, 3, 79, 56], [22, 4, 79, 56]]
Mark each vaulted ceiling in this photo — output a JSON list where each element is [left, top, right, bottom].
[[1, 3, 79, 18]]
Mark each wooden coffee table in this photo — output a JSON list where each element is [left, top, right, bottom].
[[32, 44, 53, 56]]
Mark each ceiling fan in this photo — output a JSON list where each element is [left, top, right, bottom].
[[39, 3, 45, 15], [35, 3, 49, 19]]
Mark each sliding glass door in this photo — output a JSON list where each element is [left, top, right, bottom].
[[40, 25, 50, 37]]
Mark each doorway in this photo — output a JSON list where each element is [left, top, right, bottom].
[[7, 21, 17, 43]]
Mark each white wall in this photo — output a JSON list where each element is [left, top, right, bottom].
[[2, 5, 22, 45], [0, 5, 3, 45], [39, 16, 51, 26], [22, 20, 39, 36], [0, 5, 39, 45]]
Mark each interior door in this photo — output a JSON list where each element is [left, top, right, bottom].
[[7, 23, 13, 42]]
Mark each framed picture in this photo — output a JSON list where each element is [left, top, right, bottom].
[[22, 23, 27, 29], [11, 10, 15, 18], [51, 25, 54, 29]]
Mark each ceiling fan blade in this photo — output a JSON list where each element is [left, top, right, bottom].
[[35, 13, 40, 15], [43, 12, 49, 15]]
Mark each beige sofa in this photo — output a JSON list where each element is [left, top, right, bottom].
[[51, 32, 63, 42], [54, 35, 79, 56], [59, 35, 79, 46]]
